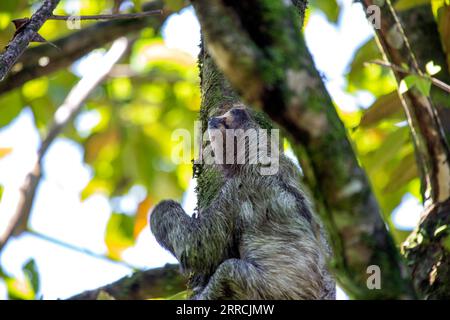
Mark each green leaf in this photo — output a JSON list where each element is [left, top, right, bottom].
[[0, 0, 28, 13], [347, 38, 397, 95], [384, 153, 418, 193], [309, 0, 340, 23], [399, 75, 417, 94], [0, 185, 3, 202], [359, 91, 404, 128], [5, 276, 34, 300], [395, 0, 431, 11], [23, 259, 40, 294], [365, 126, 410, 173], [105, 212, 135, 260], [414, 77, 432, 96], [81, 178, 112, 200], [399, 75, 432, 96], [0, 91, 23, 128], [164, 0, 186, 12]]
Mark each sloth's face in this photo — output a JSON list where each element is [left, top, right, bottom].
[[207, 106, 279, 175], [208, 107, 252, 131], [207, 107, 259, 169]]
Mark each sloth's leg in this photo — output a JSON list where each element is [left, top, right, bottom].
[[194, 258, 264, 300]]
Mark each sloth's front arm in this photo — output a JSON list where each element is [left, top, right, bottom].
[[150, 198, 236, 273]]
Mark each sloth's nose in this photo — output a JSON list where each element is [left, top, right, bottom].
[[208, 117, 225, 129]]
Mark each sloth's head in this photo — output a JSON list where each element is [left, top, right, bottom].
[[208, 106, 255, 130], [207, 106, 280, 176]]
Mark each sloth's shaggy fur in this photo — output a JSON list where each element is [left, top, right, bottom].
[[150, 107, 335, 299]]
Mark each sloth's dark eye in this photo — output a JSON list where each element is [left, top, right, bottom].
[[231, 108, 245, 117]]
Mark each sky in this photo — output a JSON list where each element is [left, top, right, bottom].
[[0, 0, 422, 300]]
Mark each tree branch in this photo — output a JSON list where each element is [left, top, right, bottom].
[[360, 0, 450, 205], [0, 0, 61, 81], [0, 1, 170, 96], [366, 60, 450, 94], [68, 264, 186, 300], [392, 0, 450, 139], [0, 38, 130, 253], [191, 0, 416, 298], [49, 10, 162, 21]]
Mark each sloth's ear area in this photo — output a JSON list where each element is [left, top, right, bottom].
[[224, 107, 253, 129], [230, 108, 250, 122], [208, 116, 226, 129]]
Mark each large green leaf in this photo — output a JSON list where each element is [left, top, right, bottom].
[[0, 91, 23, 128], [347, 38, 397, 96], [0, 0, 28, 13], [359, 91, 404, 128], [23, 259, 40, 295], [395, 0, 431, 11], [364, 126, 410, 174], [105, 212, 135, 260], [309, 0, 341, 23], [384, 152, 418, 193]]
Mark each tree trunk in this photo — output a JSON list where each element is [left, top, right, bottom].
[[192, 0, 415, 299]]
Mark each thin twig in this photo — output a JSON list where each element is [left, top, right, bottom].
[[0, 0, 61, 81], [0, 38, 130, 254], [27, 229, 139, 270], [367, 60, 450, 94], [0, 2, 171, 96], [49, 10, 162, 21]]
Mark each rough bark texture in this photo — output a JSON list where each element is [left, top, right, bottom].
[[395, 1, 450, 140], [0, 0, 61, 80], [360, 0, 450, 206], [191, 0, 415, 299], [69, 264, 186, 300], [388, 1, 450, 299], [403, 199, 450, 299], [0, 1, 168, 96], [187, 38, 240, 293]]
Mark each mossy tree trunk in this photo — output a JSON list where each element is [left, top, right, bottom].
[[192, 0, 416, 299]]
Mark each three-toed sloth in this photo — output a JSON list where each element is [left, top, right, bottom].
[[150, 106, 335, 299]]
